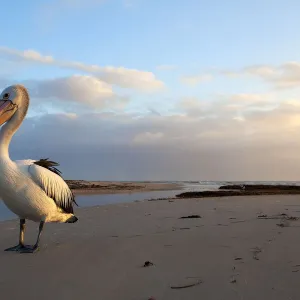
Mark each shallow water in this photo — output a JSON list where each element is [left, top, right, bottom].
[[0, 189, 182, 222]]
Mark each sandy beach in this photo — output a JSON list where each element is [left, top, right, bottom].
[[1, 195, 300, 299]]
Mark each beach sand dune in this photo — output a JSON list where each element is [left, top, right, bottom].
[[0, 195, 300, 299]]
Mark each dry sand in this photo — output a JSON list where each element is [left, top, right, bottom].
[[1, 195, 300, 299], [70, 181, 182, 195]]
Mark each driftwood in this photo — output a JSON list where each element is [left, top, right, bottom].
[[170, 280, 202, 289]]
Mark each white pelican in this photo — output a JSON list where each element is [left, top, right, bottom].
[[0, 85, 78, 253]]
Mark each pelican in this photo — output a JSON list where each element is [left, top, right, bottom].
[[0, 85, 78, 253]]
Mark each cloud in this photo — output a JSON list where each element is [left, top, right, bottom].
[[176, 94, 274, 117], [223, 62, 300, 89], [0, 75, 129, 111], [8, 92, 300, 181], [99, 67, 164, 91], [0, 46, 164, 92], [33, 75, 129, 109], [2, 47, 300, 180], [222, 93, 276, 112], [243, 65, 278, 78], [229, 93, 269, 103], [266, 62, 300, 89], [177, 97, 210, 117], [180, 74, 212, 86], [0, 48, 54, 64]]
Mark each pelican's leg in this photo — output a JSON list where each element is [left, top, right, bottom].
[[4, 218, 27, 251], [19, 221, 45, 254]]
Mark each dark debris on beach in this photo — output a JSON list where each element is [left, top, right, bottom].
[[143, 261, 154, 267], [180, 215, 201, 219]]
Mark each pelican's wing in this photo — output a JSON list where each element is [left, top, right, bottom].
[[18, 158, 77, 214]]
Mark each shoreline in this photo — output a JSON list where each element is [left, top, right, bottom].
[[2, 182, 300, 224], [67, 180, 183, 195], [67, 181, 300, 198]]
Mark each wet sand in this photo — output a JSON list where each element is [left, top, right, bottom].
[[69, 181, 183, 195], [1, 195, 300, 299]]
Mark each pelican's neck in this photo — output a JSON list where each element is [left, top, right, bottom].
[[0, 105, 28, 162]]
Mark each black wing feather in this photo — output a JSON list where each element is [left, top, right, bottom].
[[33, 158, 62, 176]]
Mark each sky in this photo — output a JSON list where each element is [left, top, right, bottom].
[[1, 0, 300, 181]]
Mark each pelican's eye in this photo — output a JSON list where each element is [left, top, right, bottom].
[[3, 93, 10, 100]]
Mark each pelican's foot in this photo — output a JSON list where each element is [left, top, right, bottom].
[[4, 244, 28, 252], [4, 244, 39, 253], [19, 245, 39, 254]]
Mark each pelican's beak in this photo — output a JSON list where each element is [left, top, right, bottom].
[[0, 100, 17, 126]]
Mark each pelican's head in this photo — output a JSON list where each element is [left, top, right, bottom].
[[0, 85, 29, 126]]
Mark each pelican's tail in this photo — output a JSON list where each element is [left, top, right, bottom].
[[65, 215, 78, 223]]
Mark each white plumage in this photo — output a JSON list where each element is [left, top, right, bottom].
[[0, 85, 78, 253], [12, 159, 76, 221]]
